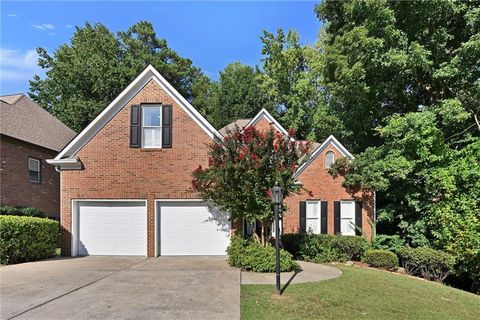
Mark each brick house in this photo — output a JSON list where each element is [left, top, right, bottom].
[[48, 65, 374, 257], [0, 94, 76, 218]]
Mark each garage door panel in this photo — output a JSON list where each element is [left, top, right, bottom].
[[78, 201, 147, 256], [159, 202, 230, 256]]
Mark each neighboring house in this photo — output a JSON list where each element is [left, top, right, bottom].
[[48, 65, 373, 257], [0, 94, 76, 218]]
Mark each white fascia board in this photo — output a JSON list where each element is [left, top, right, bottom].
[[54, 65, 221, 160], [246, 108, 289, 136], [294, 135, 354, 179]]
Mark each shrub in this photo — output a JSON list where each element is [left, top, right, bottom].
[[362, 249, 399, 270], [397, 247, 455, 283], [227, 236, 299, 272], [0, 216, 59, 264], [282, 233, 367, 262], [281, 233, 306, 257], [0, 205, 44, 218], [370, 234, 405, 253], [330, 235, 368, 260]]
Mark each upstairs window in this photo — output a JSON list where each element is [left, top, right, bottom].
[[325, 151, 335, 168], [142, 105, 162, 148], [28, 157, 41, 183]]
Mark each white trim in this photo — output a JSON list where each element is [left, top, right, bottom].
[[294, 135, 354, 179], [246, 108, 289, 136], [306, 200, 321, 234], [53, 65, 221, 161], [71, 199, 148, 257], [141, 104, 162, 148]]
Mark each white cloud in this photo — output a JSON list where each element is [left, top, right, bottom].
[[7, 13, 18, 18], [31, 23, 55, 31], [65, 24, 73, 28], [0, 48, 43, 82]]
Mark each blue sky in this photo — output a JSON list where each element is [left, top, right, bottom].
[[0, 1, 321, 95]]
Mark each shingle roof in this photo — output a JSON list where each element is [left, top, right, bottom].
[[218, 118, 252, 136], [0, 94, 76, 151]]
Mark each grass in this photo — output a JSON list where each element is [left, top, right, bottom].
[[241, 266, 480, 320]]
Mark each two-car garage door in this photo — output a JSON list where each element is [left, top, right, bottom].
[[75, 201, 230, 256]]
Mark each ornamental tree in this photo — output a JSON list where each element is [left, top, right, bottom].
[[192, 126, 310, 245]]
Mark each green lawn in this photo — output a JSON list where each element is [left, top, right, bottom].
[[241, 266, 480, 320]]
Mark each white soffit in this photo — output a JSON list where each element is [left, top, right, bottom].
[[246, 108, 289, 136]]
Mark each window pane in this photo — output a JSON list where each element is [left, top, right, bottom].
[[143, 106, 161, 126], [325, 151, 335, 168], [28, 158, 40, 171], [29, 170, 39, 182], [143, 127, 161, 147]]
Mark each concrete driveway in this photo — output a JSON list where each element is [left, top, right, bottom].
[[0, 256, 240, 320]]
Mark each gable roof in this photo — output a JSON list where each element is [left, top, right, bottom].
[[218, 118, 251, 136], [0, 94, 76, 151], [51, 65, 222, 162], [246, 108, 289, 136], [294, 135, 354, 179]]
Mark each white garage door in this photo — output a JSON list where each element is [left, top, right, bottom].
[[78, 201, 147, 256], [158, 202, 230, 256]]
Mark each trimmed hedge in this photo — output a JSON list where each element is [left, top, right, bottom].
[[0, 216, 59, 264], [0, 205, 44, 218], [362, 249, 399, 270], [227, 236, 299, 272], [282, 233, 368, 262], [397, 247, 455, 283]]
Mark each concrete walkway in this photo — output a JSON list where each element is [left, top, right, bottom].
[[241, 261, 342, 285]]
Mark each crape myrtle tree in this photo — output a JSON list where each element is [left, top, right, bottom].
[[191, 126, 310, 246]]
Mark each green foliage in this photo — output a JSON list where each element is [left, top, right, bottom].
[[0, 216, 59, 264], [0, 206, 45, 218], [330, 235, 368, 261], [192, 126, 310, 244], [370, 234, 405, 253], [281, 233, 366, 262], [227, 236, 299, 272], [315, 0, 479, 152], [210, 62, 270, 128], [29, 21, 202, 132], [397, 247, 456, 283], [260, 29, 345, 140], [362, 249, 399, 270]]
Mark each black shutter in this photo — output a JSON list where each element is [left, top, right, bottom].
[[321, 201, 328, 234], [334, 201, 341, 235], [299, 201, 306, 233], [130, 105, 141, 148], [355, 201, 363, 236], [162, 105, 172, 148]]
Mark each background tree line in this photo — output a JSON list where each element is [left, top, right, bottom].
[[29, 0, 479, 290]]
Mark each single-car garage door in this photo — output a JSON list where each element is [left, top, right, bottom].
[[77, 201, 147, 256], [158, 202, 230, 256]]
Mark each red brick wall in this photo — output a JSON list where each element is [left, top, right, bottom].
[[60, 80, 213, 256], [0, 134, 60, 218], [250, 115, 373, 239], [284, 145, 374, 239]]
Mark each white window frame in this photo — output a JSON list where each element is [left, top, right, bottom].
[[306, 200, 321, 234], [142, 104, 162, 148], [325, 151, 335, 168], [28, 157, 41, 183], [340, 200, 356, 236]]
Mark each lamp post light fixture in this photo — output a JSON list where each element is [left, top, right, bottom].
[[271, 185, 283, 295]]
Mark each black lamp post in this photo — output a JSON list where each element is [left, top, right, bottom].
[[271, 185, 283, 295]]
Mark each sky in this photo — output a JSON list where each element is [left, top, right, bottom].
[[0, 1, 321, 95]]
